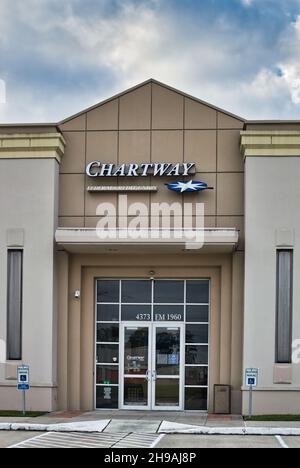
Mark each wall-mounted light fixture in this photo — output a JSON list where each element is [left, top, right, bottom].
[[74, 290, 81, 299]]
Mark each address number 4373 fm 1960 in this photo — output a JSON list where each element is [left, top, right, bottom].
[[135, 313, 183, 321]]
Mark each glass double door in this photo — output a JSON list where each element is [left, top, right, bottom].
[[120, 323, 184, 410]]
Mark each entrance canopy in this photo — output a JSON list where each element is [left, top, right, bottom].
[[55, 228, 239, 254]]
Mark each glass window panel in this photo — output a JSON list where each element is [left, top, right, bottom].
[[276, 250, 293, 363], [97, 344, 119, 364], [186, 280, 209, 304], [121, 280, 151, 303], [186, 345, 208, 365], [185, 366, 208, 386], [96, 386, 118, 409], [154, 306, 184, 322], [96, 365, 119, 385], [186, 305, 209, 323], [124, 378, 148, 406], [185, 387, 208, 411], [121, 305, 151, 322], [124, 327, 149, 375], [7, 250, 23, 361], [155, 327, 181, 376], [154, 280, 184, 303], [155, 379, 179, 407], [97, 323, 119, 343], [186, 324, 208, 344], [97, 280, 119, 303], [97, 304, 119, 322]]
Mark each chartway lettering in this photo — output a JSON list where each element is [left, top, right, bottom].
[[86, 162, 195, 177]]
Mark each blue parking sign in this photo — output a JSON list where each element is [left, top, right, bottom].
[[18, 384, 30, 391]]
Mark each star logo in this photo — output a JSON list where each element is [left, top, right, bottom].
[[166, 180, 211, 193]]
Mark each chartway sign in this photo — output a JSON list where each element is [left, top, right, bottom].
[[86, 162, 195, 178]]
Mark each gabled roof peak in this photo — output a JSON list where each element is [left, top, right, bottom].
[[59, 78, 245, 125]]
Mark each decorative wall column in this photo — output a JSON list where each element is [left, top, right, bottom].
[[0, 132, 65, 412], [240, 129, 300, 415]]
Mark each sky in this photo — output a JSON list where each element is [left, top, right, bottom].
[[1, 0, 300, 122]]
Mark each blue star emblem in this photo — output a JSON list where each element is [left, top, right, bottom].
[[166, 180, 209, 193]]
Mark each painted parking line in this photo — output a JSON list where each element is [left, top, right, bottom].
[[275, 436, 289, 449], [10, 432, 127, 449], [9, 431, 165, 449], [113, 433, 165, 448]]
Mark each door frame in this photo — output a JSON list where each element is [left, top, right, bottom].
[[151, 323, 185, 411], [119, 322, 184, 411], [119, 322, 152, 410]]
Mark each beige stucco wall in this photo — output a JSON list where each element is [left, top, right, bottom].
[[242, 130, 300, 415], [57, 251, 244, 413], [0, 158, 59, 411]]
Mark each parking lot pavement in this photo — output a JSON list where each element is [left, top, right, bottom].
[[156, 434, 285, 449], [282, 437, 300, 448], [0, 432, 44, 448], [1, 430, 300, 449]]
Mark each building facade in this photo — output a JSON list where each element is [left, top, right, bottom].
[[0, 80, 299, 415]]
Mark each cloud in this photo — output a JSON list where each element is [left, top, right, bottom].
[[241, 0, 254, 6], [277, 16, 300, 105], [0, 79, 6, 104], [1, 0, 300, 121]]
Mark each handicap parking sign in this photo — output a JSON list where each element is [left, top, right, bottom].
[[245, 368, 258, 387], [17, 366, 30, 391]]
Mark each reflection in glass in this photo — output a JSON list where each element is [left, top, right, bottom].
[[97, 280, 119, 303], [97, 304, 119, 322], [156, 327, 180, 376], [97, 344, 119, 364], [97, 324, 119, 343], [96, 386, 118, 409], [124, 378, 148, 406], [155, 379, 179, 407], [185, 366, 208, 386], [122, 280, 151, 303], [96, 365, 119, 384], [186, 305, 209, 323], [124, 327, 148, 375], [185, 345, 208, 365], [186, 280, 209, 304], [186, 324, 208, 344], [154, 280, 184, 303], [154, 306, 183, 322], [121, 305, 151, 322], [185, 387, 208, 411]]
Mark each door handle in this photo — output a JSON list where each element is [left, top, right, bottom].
[[145, 370, 150, 382], [152, 370, 157, 381]]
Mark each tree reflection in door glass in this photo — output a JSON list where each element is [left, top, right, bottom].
[[124, 327, 148, 375], [156, 328, 180, 376]]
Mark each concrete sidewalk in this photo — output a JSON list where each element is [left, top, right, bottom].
[[1, 411, 300, 436]]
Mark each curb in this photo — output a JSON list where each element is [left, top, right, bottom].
[[158, 427, 300, 436], [1, 422, 300, 436]]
